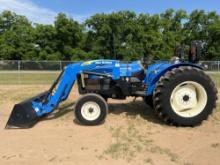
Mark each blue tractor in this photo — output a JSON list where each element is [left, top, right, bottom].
[[6, 42, 218, 128]]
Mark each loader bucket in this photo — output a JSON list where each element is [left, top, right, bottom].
[[5, 91, 50, 129]]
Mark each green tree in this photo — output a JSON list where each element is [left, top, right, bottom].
[[0, 9, 220, 61], [34, 24, 58, 60], [207, 19, 220, 60], [54, 13, 83, 60], [0, 11, 35, 60], [86, 11, 137, 59]]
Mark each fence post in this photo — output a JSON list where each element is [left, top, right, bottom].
[[18, 60, 21, 84], [218, 61, 220, 72], [18, 60, 21, 71], [60, 61, 62, 70]]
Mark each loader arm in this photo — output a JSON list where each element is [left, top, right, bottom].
[[40, 60, 120, 113], [32, 62, 82, 116], [6, 60, 120, 128], [6, 62, 83, 128]]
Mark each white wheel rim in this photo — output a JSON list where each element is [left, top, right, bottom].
[[170, 81, 207, 118], [81, 101, 101, 121]]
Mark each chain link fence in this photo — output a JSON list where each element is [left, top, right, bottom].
[[0, 60, 76, 71], [200, 61, 220, 71], [0, 60, 219, 85], [0, 60, 220, 71]]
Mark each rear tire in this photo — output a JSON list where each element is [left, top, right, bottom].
[[74, 93, 108, 125], [153, 67, 218, 126]]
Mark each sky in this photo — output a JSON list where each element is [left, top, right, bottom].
[[0, 0, 219, 24]]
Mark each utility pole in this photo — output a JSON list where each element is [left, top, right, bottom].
[[110, 31, 117, 60]]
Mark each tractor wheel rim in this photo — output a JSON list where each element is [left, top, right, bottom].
[[81, 101, 101, 121], [170, 81, 207, 118]]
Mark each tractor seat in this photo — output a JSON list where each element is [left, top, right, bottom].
[[127, 61, 146, 82], [120, 61, 146, 82], [132, 69, 146, 81]]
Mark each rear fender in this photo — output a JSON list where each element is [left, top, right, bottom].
[[145, 63, 203, 96]]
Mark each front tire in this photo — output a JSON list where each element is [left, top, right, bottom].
[[153, 67, 218, 126], [74, 93, 108, 125]]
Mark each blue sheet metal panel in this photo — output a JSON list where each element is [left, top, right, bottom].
[[119, 61, 143, 77], [88, 60, 120, 79], [145, 62, 203, 96]]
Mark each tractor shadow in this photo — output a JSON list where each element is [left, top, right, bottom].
[[41, 102, 75, 121], [108, 100, 164, 125], [41, 100, 164, 125]]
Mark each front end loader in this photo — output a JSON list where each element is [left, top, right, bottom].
[[5, 42, 218, 129]]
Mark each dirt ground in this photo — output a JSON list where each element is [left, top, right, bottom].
[[0, 85, 219, 165]]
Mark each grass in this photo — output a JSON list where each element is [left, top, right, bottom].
[[0, 85, 49, 104], [144, 158, 154, 165], [211, 143, 220, 148], [0, 71, 219, 86], [0, 71, 59, 84], [208, 72, 220, 87], [99, 121, 179, 163]]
